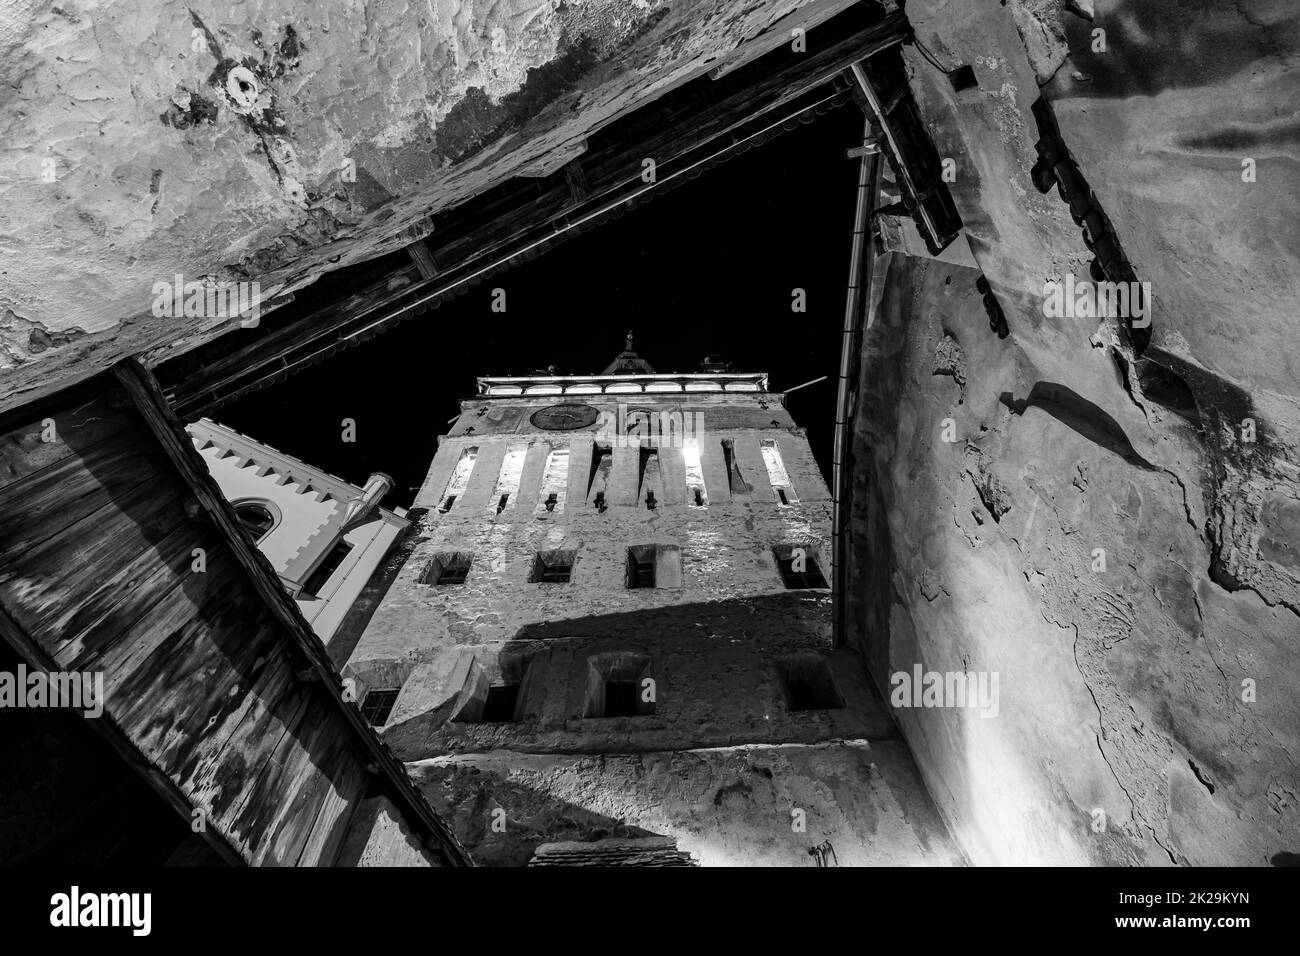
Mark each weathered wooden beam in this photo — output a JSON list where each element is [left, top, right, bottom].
[[160, 9, 909, 416], [110, 359, 473, 866], [0, 599, 247, 867]]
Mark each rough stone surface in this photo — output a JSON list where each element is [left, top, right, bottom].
[[0, 0, 855, 410], [411, 742, 965, 866]]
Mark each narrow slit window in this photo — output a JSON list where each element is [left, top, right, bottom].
[[439, 446, 478, 513], [722, 438, 751, 495], [587, 443, 613, 508], [761, 439, 798, 505], [301, 540, 353, 598], [360, 689, 399, 726], [637, 447, 663, 509], [491, 443, 527, 515], [536, 446, 570, 514], [683, 442, 707, 507]]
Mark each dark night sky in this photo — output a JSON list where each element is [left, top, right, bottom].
[[217, 102, 864, 509]]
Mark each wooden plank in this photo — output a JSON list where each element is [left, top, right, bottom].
[[179, 651, 315, 853], [0, 432, 158, 563], [0, 480, 187, 655], [0, 599, 247, 866], [112, 359, 471, 865], [44, 518, 207, 668], [298, 758, 367, 866], [252, 701, 362, 866], [108, 582, 282, 775], [86, 537, 241, 680], [0, 394, 135, 491]]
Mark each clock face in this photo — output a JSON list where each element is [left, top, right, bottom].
[[530, 403, 599, 431]]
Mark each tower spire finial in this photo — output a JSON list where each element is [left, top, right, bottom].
[[626, 328, 634, 352]]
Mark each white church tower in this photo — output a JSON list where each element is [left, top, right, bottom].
[[186, 419, 409, 649]]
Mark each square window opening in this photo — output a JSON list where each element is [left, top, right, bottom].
[[360, 688, 399, 726], [531, 549, 575, 584], [776, 656, 843, 712]]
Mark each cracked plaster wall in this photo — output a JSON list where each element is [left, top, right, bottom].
[[0, 0, 855, 411], [845, 0, 1299, 865]]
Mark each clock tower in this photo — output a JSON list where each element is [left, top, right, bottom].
[[343, 338, 960, 866]]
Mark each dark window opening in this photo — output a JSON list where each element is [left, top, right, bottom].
[[234, 503, 275, 541], [722, 438, 750, 495], [587, 444, 613, 508], [775, 546, 828, 590], [301, 540, 354, 597], [604, 680, 638, 718], [626, 548, 655, 589], [692, 488, 704, 507], [645, 490, 657, 510], [544, 492, 558, 512], [949, 64, 978, 92], [480, 684, 520, 723], [530, 550, 575, 584], [421, 552, 474, 586], [497, 494, 510, 514], [439, 494, 457, 514], [360, 689, 399, 725], [777, 488, 789, 506], [776, 657, 843, 712]]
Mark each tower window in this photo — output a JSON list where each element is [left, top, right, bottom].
[[776, 656, 843, 711], [491, 443, 528, 515], [438, 446, 478, 513], [637, 446, 663, 510], [683, 441, 707, 507], [530, 550, 575, 584], [536, 446, 570, 514], [452, 654, 538, 724], [301, 540, 354, 597], [603, 681, 638, 718], [774, 544, 828, 590], [420, 552, 474, 586], [625, 544, 682, 589], [761, 439, 798, 505], [626, 547, 655, 588], [234, 502, 276, 541], [721, 438, 751, 495], [480, 684, 521, 723], [587, 443, 613, 509], [360, 688, 399, 726], [584, 653, 655, 718]]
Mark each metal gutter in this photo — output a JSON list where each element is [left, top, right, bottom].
[[831, 113, 881, 648]]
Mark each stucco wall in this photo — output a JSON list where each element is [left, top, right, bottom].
[[845, 0, 1300, 866]]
